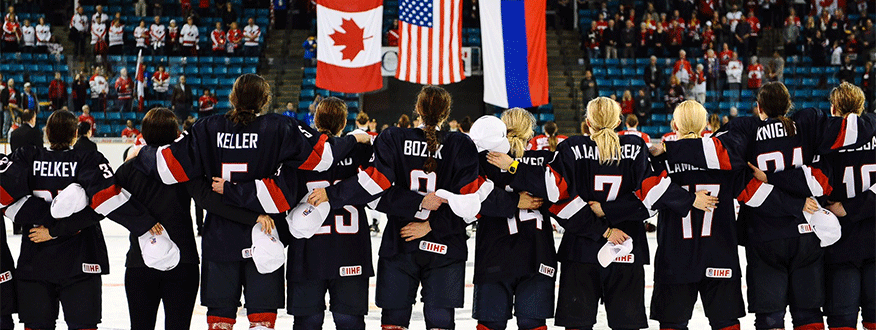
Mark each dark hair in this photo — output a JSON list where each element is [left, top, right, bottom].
[[19, 109, 35, 122], [397, 114, 411, 128], [227, 73, 270, 126], [77, 122, 91, 137], [45, 110, 78, 150], [314, 97, 347, 137], [757, 82, 795, 136], [355, 111, 369, 126], [415, 85, 452, 173], [141, 108, 180, 145], [544, 121, 559, 151], [183, 117, 196, 132], [459, 116, 472, 133]]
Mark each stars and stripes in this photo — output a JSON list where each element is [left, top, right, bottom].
[[396, 0, 464, 85]]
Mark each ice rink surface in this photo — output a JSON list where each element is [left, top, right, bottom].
[[2, 217, 858, 329]]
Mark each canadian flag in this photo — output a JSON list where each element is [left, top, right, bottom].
[[316, 0, 383, 93]]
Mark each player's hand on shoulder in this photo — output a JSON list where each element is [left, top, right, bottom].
[[125, 145, 142, 161], [748, 162, 767, 183], [487, 152, 514, 171], [692, 190, 718, 212], [518, 192, 543, 210], [649, 143, 665, 156], [353, 132, 371, 144], [211, 177, 226, 194], [28, 226, 53, 243], [400, 220, 431, 241]]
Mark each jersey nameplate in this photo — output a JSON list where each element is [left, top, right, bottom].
[[706, 267, 732, 278], [242, 248, 253, 259], [339, 265, 363, 277], [82, 263, 101, 274], [798, 223, 814, 234], [217, 132, 258, 149], [571, 143, 641, 162], [0, 271, 10, 283], [614, 254, 634, 263], [403, 140, 443, 159], [539, 264, 556, 277], [33, 161, 77, 177], [419, 241, 447, 255]]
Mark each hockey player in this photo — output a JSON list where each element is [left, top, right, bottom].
[[128, 74, 368, 330], [527, 121, 566, 151], [618, 114, 652, 147], [468, 109, 556, 330]]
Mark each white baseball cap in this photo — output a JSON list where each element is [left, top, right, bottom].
[[250, 222, 285, 274], [51, 183, 88, 218], [138, 231, 180, 271], [469, 116, 510, 153], [597, 238, 633, 268], [434, 182, 493, 221], [286, 191, 331, 239], [805, 207, 842, 247]]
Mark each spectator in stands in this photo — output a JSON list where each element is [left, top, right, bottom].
[[72, 73, 88, 112], [620, 19, 636, 58], [243, 17, 261, 57], [862, 19, 874, 56], [71, 6, 89, 57], [397, 114, 411, 128], [621, 90, 634, 115], [150, 65, 169, 103], [18, 82, 39, 113], [447, 118, 458, 132], [211, 21, 226, 56], [151, 0, 163, 16], [827, 9, 848, 44], [2, 8, 20, 52], [226, 21, 243, 55], [584, 21, 601, 59], [116, 68, 133, 112], [74, 121, 97, 151], [0, 78, 17, 137], [149, 16, 166, 56], [90, 66, 108, 113], [783, 16, 801, 55], [705, 49, 720, 94], [746, 56, 763, 90], [92, 5, 109, 25], [121, 120, 140, 139], [665, 75, 684, 111], [91, 15, 108, 58], [580, 70, 598, 105], [368, 118, 379, 135], [303, 35, 317, 66], [734, 14, 751, 64], [726, 51, 742, 95], [35, 16, 49, 53], [672, 49, 692, 85], [9, 109, 40, 156], [282, 101, 296, 118], [108, 18, 125, 55], [766, 51, 784, 83], [459, 116, 472, 133], [221, 2, 237, 28], [78, 105, 96, 135], [638, 22, 651, 57], [134, 20, 149, 54], [180, 16, 198, 56], [48, 72, 67, 111], [387, 20, 399, 47], [864, 61, 874, 111], [136, 0, 148, 17], [642, 55, 662, 98], [198, 89, 217, 117], [172, 75, 193, 123], [603, 19, 618, 59], [746, 10, 760, 40], [20, 19, 34, 53], [635, 89, 651, 124], [528, 121, 566, 151], [809, 30, 828, 66], [692, 64, 706, 104], [619, 114, 651, 146], [652, 24, 666, 57], [830, 40, 843, 66], [167, 19, 179, 55], [838, 55, 856, 83], [667, 20, 683, 56]]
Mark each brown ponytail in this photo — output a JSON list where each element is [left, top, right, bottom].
[[543, 121, 559, 152], [45, 110, 79, 150], [314, 96, 347, 137], [757, 82, 795, 136], [416, 85, 452, 173], [227, 73, 271, 126]]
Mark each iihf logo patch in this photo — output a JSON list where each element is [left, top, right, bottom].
[[339, 265, 363, 277], [0, 271, 11, 283], [539, 264, 556, 278], [419, 241, 447, 255], [706, 267, 732, 278], [82, 263, 101, 273], [242, 248, 253, 259]]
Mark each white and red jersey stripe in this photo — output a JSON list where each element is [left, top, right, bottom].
[[91, 185, 133, 215], [395, 0, 465, 85], [149, 24, 165, 47], [736, 178, 775, 207], [108, 24, 124, 46], [830, 113, 860, 150]]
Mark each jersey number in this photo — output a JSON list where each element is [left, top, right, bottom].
[[841, 164, 876, 198], [594, 175, 622, 201], [307, 180, 360, 235], [507, 209, 544, 235], [756, 147, 803, 172], [680, 184, 720, 239], [410, 170, 437, 220], [221, 163, 248, 181]]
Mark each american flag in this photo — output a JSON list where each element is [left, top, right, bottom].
[[396, 0, 464, 85]]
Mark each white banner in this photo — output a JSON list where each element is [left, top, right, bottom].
[[381, 46, 472, 78]]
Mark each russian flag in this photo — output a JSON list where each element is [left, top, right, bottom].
[[480, 0, 549, 109]]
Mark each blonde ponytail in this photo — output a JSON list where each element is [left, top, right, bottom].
[[500, 108, 535, 158], [585, 97, 622, 165], [673, 100, 708, 139]]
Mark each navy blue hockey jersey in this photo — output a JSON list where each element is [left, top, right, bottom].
[[824, 133, 876, 264]]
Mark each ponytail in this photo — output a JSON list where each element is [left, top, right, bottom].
[[585, 97, 622, 165], [544, 121, 559, 152], [757, 82, 796, 136], [227, 73, 270, 126], [415, 85, 452, 173], [673, 100, 708, 139], [500, 108, 536, 158], [314, 96, 347, 137]]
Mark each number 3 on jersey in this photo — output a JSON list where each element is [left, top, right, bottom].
[[681, 184, 720, 239]]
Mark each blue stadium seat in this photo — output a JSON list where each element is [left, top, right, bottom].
[[621, 68, 635, 76], [635, 58, 650, 66], [741, 90, 753, 99], [122, 112, 137, 121], [719, 102, 732, 111], [538, 113, 554, 122], [300, 89, 315, 100], [96, 125, 112, 136], [591, 67, 606, 76], [590, 58, 604, 66], [795, 67, 810, 75], [215, 66, 228, 75], [243, 67, 257, 74], [304, 67, 317, 77], [92, 112, 106, 120], [827, 77, 839, 85], [244, 57, 259, 65], [184, 66, 199, 75], [107, 112, 121, 121], [606, 67, 621, 76], [229, 67, 243, 75], [604, 58, 619, 66], [810, 67, 824, 75], [200, 66, 214, 76], [347, 112, 358, 120], [824, 66, 839, 74], [817, 101, 830, 109], [203, 77, 219, 87], [630, 79, 645, 87], [298, 101, 312, 110], [795, 89, 811, 99], [216, 101, 231, 110], [635, 67, 644, 75], [229, 57, 244, 65]]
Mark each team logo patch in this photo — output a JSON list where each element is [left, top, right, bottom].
[[339, 265, 363, 277], [539, 264, 556, 278], [419, 241, 447, 255], [242, 248, 253, 259], [706, 267, 732, 278], [82, 263, 101, 274], [798, 223, 814, 234], [614, 254, 634, 263], [0, 271, 11, 283]]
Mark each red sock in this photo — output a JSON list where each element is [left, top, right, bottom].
[[718, 325, 741, 330], [381, 325, 407, 330], [208, 316, 236, 330], [828, 327, 856, 330], [863, 322, 876, 330], [795, 323, 826, 330], [477, 324, 492, 330], [248, 312, 277, 329]]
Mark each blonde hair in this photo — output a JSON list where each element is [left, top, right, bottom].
[[673, 100, 708, 139], [708, 113, 721, 132], [500, 108, 536, 158], [830, 82, 866, 116], [585, 97, 622, 165]]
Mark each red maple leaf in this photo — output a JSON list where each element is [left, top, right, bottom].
[[330, 18, 366, 61]]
